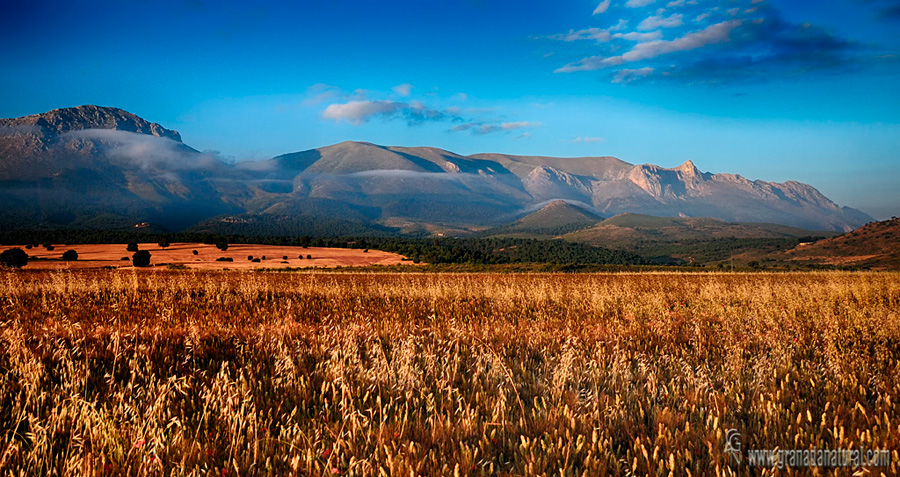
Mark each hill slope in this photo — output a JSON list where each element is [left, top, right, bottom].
[[565, 213, 836, 248], [778, 217, 900, 269], [483, 200, 602, 237]]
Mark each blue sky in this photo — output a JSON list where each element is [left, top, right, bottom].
[[2, 0, 898, 218]]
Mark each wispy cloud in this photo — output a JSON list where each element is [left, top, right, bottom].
[[572, 136, 606, 143], [637, 13, 683, 30], [303, 84, 346, 106], [556, 20, 740, 72], [61, 129, 221, 171], [612, 67, 655, 83], [547, 1, 865, 84], [593, 0, 611, 15], [549, 20, 628, 43], [392, 83, 413, 97], [450, 121, 542, 135]]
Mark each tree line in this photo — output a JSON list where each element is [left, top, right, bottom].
[[0, 230, 647, 266]]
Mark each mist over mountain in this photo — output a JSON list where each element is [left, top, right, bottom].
[[0, 106, 874, 234]]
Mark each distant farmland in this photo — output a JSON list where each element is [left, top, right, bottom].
[[1, 270, 898, 475], [0, 243, 412, 270]]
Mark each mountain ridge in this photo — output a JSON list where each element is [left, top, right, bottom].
[[0, 105, 875, 233]]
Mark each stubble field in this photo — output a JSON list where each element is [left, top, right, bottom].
[[1, 270, 898, 476], [0, 244, 412, 270]]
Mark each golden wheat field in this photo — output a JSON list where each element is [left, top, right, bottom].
[[1, 270, 899, 476]]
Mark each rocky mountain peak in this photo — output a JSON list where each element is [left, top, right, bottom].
[[0, 105, 182, 142], [675, 160, 701, 178]]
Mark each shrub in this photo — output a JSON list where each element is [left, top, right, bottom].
[[298, 255, 303, 259], [307, 254, 312, 259], [132, 250, 151, 267], [282, 255, 288, 260], [25, 244, 32, 250], [248, 255, 254, 260], [251, 258, 261, 263], [215, 257, 234, 262], [158, 238, 170, 249], [192, 250, 199, 255], [0, 248, 28, 268], [216, 241, 228, 251], [126, 242, 139, 252], [61, 250, 78, 261], [42, 242, 53, 250], [120, 257, 129, 261], [261, 256, 266, 260]]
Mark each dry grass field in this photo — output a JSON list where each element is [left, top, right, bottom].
[[0, 244, 411, 270], [1, 270, 899, 476]]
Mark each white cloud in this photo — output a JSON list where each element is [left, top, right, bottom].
[[553, 27, 612, 42], [573, 136, 606, 143], [666, 0, 685, 7], [612, 67, 655, 83], [303, 83, 343, 106], [637, 13, 683, 30], [593, 0, 611, 14], [556, 20, 742, 71], [501, 121, 541, 130], [694, 12, 710, 22], [322, 101, 403, 125], [450, 121, 541, 135], [61, 129, 220, 171], [616, 31, 664, 42], [625, 0, 655, 7], [392, 83, 413, 97], [550, 20, 628, 43]]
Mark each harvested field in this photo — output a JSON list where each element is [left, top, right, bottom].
[[0, 243, 411, 270], [0, 271, 898, 475]]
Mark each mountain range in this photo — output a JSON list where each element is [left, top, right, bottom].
[[0, 105, 874, 234]]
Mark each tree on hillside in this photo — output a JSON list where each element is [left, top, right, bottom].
[[126, 241, 139, 252], [158, 238, 170, 249], [0, 248, 28, 268], [216, 240, 228, 251], [132, 250, 151, 267], [62, 250, 78, 261]]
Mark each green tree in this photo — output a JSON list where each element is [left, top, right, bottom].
[[0, 248, 28, 268], [132, 250, 151, 267]]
